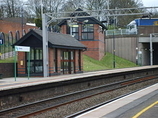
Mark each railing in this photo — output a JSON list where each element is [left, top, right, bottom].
[[0, 51, 15, 60], [106, 29, 129, 36]]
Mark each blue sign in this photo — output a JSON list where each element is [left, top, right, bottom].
[[0, 38, 3, 45]]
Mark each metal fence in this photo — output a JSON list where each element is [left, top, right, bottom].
[[106, 29, 128, 36], [0, 31, 20, 60]]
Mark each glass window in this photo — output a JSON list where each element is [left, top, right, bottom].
[[82, 24, 94, 32], [34, 61, 43, 73], [72, 25, 79, 32], [26, 48, 43, 74], [64, 52, 68, 60], [71, 51, 74, 60], [82, 33, 88, 39], [70, 25, 79, 40], [82, 24, 94, 40], [39, 50, 42, 60], [88, 33, 93, 39], [36, 50, 39, 60], [30, 49, 34, 60], [72, 32, 78, 39]]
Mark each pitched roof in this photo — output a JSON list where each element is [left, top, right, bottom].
[[58, 8, 107, 30], [13, 29, 87, 50]]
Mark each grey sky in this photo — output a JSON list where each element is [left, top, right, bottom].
[[142, 0, 158, 7]]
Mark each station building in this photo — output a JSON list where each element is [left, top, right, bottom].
[[13, 29, 86, 77], [58, 8, 107, 60]]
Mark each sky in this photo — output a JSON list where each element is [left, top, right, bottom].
[[21, 0, 157, 7], [142, 0, 158, 7]]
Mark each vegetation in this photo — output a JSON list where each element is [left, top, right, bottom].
[[0, 0, 150, 28], [0, 53, 138, 71], [83, 52, 138, 72], [34, 18, 42, 29], [0, 57, 14, 63]]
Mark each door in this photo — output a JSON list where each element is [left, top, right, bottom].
[[61, 51, 74, 74]]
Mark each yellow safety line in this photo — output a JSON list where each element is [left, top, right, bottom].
[[132, 101, 158, 118]]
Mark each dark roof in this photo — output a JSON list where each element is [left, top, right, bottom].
[[13, 29, 87, 50], [58, 8, 107, 30]]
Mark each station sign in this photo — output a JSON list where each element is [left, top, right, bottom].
[[0, 38, 3, 45], [15, 46, 30, 52]]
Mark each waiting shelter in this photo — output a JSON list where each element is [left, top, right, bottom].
[[13, 29, 86, 77]]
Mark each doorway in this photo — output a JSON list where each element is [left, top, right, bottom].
[[61, 51, 74, 74]]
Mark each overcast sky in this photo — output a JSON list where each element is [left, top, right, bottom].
[[142, 0, 158, 7]]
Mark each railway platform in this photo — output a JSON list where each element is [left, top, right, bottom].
[[75, 83, 158, 118], [0, 66, 157, 118], [0, 65, 158, 89]]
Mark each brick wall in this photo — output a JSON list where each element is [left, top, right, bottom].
[[0, 20, 38, 37], [49, 48, 54, 75], [99, 28, 105, 60], [0, 63, 14, 78], [17, 52, 26, 75], [60, 24, 106, 60]]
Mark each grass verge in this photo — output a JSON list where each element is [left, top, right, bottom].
[[83, 52, 138, 72]]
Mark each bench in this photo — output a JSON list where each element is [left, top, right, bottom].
[[0, 74, 2, 79]]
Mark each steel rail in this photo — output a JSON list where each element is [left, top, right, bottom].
[[0, 75, 157, 118]]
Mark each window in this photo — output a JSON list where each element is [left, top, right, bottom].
[[26, 48, 43, 74], [82, 24, 94, 40], [70, 25, 79, 40], [61, 50, 74, 74]]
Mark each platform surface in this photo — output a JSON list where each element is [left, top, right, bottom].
[[0, 65, 158, 90], [75, 83, 158, 118]]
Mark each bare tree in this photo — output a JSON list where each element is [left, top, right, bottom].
[[26, 0, 65, 18], [1, 0, 23, 18], [109, 0, 143, 28], [85, 0, 108, 20], [60, 0, 86, 12]]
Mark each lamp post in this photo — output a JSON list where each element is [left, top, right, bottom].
[[150, 33, 153, 66], [113, 31, 115, 68]]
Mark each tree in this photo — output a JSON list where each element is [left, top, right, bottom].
[[0, 0, 23, 18], [109, 0, 143, 28], [26, 0, 65, 19], [34, 18, 42, 29], [85, 0, 108, 21], [60, 0, 86, 12]]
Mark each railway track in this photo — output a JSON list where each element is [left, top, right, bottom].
[[0, 75, 157, 118]]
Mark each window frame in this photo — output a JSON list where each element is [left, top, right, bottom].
[[70, 25, 79, 40], [81, 24, 94, 40], [26, 48, 43, 74]]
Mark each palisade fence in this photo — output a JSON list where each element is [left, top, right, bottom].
[[0, 30, 21, 60], [106, 29, 128, 36]]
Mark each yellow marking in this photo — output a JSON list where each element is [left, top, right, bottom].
[[154, 21, 158, 25], [132, 101, 158, 118]]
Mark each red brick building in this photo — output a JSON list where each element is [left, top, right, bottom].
[[13, 29, 86, 77], [58, 8, 107, 60], [0, 18, 38, 37]]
